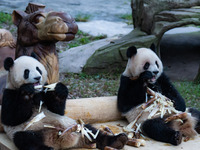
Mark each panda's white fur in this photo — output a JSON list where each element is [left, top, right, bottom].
[[6, 56, 47, 89]]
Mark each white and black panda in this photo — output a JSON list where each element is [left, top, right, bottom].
[[117, 45, 200, 145], [1, 56, 128, 150]]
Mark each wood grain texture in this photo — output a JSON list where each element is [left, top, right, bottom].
[[65, 96, 122, 123]]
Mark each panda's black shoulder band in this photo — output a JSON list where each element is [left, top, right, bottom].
[[4, 57, 14, 71], [126, 46, 137, 58]]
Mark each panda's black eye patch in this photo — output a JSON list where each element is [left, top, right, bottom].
[[156, 61, 159, 68], [24, 69, 30, 79], [143, 62, 150, 70], [36, 67, 42, 75]]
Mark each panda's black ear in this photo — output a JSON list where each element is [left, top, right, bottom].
[[31, 52, 39, 60], [150, 43, 156, 52], [126, 46, 137, 58], [4, 57, 14, 71]]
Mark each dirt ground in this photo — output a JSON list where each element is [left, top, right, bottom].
[[160, 31, 200, 81]]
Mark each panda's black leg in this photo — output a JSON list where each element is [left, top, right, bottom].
[[187, 107, 200, 133], [142, 118, 182, 145], [84, 124, 128, 150], [13, 131, 53, 150]]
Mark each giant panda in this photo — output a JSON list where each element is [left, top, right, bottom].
[[117, 45, 200, 145], [1, 56, 128, 150]]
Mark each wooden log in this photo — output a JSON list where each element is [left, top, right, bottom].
[[0, 96, 122, 129], [65, 96, 123, 123], [0, 96, 122, 125]]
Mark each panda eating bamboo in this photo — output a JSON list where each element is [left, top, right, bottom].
[[1, 56, 128, 150], [117, 45, 200, 146]]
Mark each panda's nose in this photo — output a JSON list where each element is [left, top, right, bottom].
[[34, 76, 41, 81], [153, 71, 159, 75]]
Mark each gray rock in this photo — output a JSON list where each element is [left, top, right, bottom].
[[131, 0, 200, 34], [59, 37, 119, 73], [161, 31, 200, 81], [83, 29, 156, 74], [152, 7, 200, 37]]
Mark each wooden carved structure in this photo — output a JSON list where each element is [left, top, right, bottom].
[[0, 3, 78, 103], [13, 3, 78, 84]]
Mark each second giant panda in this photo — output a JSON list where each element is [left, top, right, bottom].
[[117, 45, 200, 145]]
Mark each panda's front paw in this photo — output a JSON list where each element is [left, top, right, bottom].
[[20, 83, 35, 95], [139, 71, 153, 82], [19, 84, 35, 100], [55, 82, 68, 100]]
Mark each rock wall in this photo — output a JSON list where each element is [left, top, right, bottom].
[[131, 0, 200, 34]]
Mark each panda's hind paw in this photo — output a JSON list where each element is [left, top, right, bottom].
[[171, 131, 182, 146], [100, 133, 128, 150], [110, 133, 128, 149]]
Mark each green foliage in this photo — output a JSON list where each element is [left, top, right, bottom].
[[75, 14, 91, 22], [0, 12, 15, 32], [0, 12, 12, 25], [120, 14, 132, 20], [67, 30, 107, 49], [63, 73, 120, 99], [119, 13, 133, 25], [174, 81, 200, 109], [77, 30, 88, 36]]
